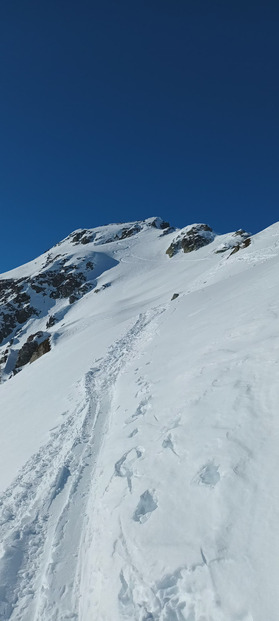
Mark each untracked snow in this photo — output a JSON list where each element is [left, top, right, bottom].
[[0, 218, 279, 620]]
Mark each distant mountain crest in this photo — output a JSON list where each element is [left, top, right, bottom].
[[59, 217, 171, 249], [0, 217, 251, 381]]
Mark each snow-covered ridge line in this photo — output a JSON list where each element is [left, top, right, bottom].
[[58, 216, 171, 247]]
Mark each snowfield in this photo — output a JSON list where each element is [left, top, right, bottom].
[[0, 218, 279, 620]]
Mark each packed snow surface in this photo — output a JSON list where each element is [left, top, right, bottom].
[[0, 218, 279, 620]]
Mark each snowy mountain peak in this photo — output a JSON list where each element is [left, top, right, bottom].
[[59, 217, 171, 249], [0, 217, 252, 382], [0, 217, 256, 383]]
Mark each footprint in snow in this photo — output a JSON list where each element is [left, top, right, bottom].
[[196, 462, 220, 487], [162, 433, 178, 456], [133, 489, 158, 523], [125, 397, 151, 425], [115, 447, 144, 492], [128, 428, 138, 438]]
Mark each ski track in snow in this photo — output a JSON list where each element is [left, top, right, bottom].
[[0, 307, 164, 621], [75, 333, 278, 621]]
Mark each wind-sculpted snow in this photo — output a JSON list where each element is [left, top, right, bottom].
[[1, 218, 279, 620]]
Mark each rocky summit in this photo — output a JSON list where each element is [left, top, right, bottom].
[[0, 216, 278, 621]]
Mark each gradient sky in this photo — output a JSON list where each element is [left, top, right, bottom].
[[0, 0, 278, 271]]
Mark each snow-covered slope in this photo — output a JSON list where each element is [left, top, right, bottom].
[[0, 217, 279, 620]]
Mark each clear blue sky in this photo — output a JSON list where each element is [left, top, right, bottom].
[[0, 0, 278, 271]]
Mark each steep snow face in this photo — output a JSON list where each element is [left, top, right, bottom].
[[0, 218, 279, 621]]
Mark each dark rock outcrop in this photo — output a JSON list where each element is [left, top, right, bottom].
[[15, 341, 40, 369], [46, 315, 56, 328], [229, 237, 251, 256], [160, 226, 175, 236], [215, 230, 251, 255], [94, 283, 111, 294], [15, 334, 51, 370], [29, 338, 51, 364], [0, 278, 38, 344], [150, 218, 170, 230], [166, 224, 215, 258], [69, 281, 93, 304], [118, 225, 141, 239], [70, 230, 95, 245], [0, 256, 93, 346]]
